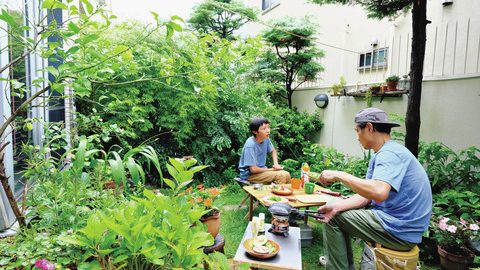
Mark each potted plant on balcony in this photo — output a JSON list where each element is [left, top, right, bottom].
[[433, 216, 479, 269], [386, 75, 400, 91]]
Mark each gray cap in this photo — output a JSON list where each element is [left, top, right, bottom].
[[354, 107, 400, 127]]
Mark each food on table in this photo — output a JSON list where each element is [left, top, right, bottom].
[[253, 235, 268, 246], [268, 195, 282, 201], [251, 237, 277, 254], [253, 245, 270, 254]]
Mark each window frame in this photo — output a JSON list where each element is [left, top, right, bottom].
[[262, 0, 279, 11], [358, 47, 388, 70]]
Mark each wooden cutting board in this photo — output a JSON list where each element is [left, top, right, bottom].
[[295, 194, 328, 204]]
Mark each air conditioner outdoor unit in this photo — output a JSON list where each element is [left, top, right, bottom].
[[442, 0, 453, 6]]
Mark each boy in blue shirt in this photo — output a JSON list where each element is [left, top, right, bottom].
[[238, 117, 291, 184], [315, 108, 432, 270]]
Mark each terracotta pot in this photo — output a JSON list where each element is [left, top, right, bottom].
[[200, 211, 221, 238], [387, 81, 398, 91], [437, 245, 474, 270]]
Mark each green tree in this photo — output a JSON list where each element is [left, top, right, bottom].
[[0, 0, 182, 228], [188, 0, 257, 39], [311, 0, 427, 157], [261, 16, 324, 109]]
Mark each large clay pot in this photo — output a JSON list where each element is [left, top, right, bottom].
[[437, 245, 474, 270], [200, 211, 221, 238]]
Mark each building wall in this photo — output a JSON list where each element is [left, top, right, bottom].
[[293, 77, 480, 156], [244, 0, 480, 156], [242, 0, 392, 86]]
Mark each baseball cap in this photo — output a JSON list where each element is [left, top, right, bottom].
[[354, 107, 400, 127]]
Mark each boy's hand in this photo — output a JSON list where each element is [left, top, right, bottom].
[[272, 164, 283, 170]]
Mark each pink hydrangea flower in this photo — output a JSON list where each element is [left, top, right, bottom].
[[447, 225, 457, 233], [460, 218, 467, 225], [35, 259, 55, 270], [470, 224, 479, 231]]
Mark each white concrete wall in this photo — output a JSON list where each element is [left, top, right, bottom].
[[293, 77, 480, 155], [392, 0, 480, 78]]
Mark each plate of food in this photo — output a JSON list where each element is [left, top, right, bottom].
[[243, 236, 280, 259], [262, 195, 288, 205], [271, 185, 293, 196]]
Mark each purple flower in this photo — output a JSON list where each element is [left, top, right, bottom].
[[470, 224, 479, 231], [35, 259, 55, 270], [447, 225, 457, 233]]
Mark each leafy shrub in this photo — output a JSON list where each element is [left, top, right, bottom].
[[61, 189, 216, 269], [75, 24, 323, 186], [418, 142, 480, 194]]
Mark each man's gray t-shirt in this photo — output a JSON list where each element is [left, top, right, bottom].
[[238, 136, 273, 180]]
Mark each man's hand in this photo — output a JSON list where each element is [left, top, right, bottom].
[[272, 164, 283, 171], [319, 170, 341, 185], [314, 204, 338, 223]]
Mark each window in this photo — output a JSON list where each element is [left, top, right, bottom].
[[262, 0, 279, 11], [358, 47, 388, 70]]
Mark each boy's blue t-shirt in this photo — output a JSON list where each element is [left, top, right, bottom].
[[367, 140, 432, 243], [238, 136, 273, 180]]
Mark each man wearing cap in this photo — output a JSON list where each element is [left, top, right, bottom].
[[315, 107, 432, 270]]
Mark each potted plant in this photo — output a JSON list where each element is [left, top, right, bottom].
[[369, 83, 381, 94], [386, 75, 400, 91], [330, 76, 347, 96], [185, 184, 225, 237], [432, 216, 479, 269]]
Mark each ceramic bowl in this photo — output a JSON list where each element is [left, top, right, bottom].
[[243, 238, 280, 259]]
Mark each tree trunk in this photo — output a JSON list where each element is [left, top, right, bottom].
[[286, 85, 293, 109], [405, 0, 427, 157], [0, 143, 26, 228]]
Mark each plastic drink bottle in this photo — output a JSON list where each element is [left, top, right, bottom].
[[301, 163, 310, 187]]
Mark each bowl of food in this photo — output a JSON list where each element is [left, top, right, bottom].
[[262, 195, 288, 205], [243, 236, 280, 259], [253, 183, 263, 190], [271, 185, 293, 196]]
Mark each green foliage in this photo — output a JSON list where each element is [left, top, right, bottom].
[[0, 229, 86, 269], [386, 75, 400, 82], [330, 76, 346, 95], [74, 25, 323, 186], [188, 0, 258, 39], [418, 142, 480, 226], [261, 16, 325, 108], [270, 109, 323, 160], [164, 157, 208, 194], [432, 190, 480, 221], [60, 189, 217, 269], [309, 0, 412, 19], [418, 142, 480, 194]]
